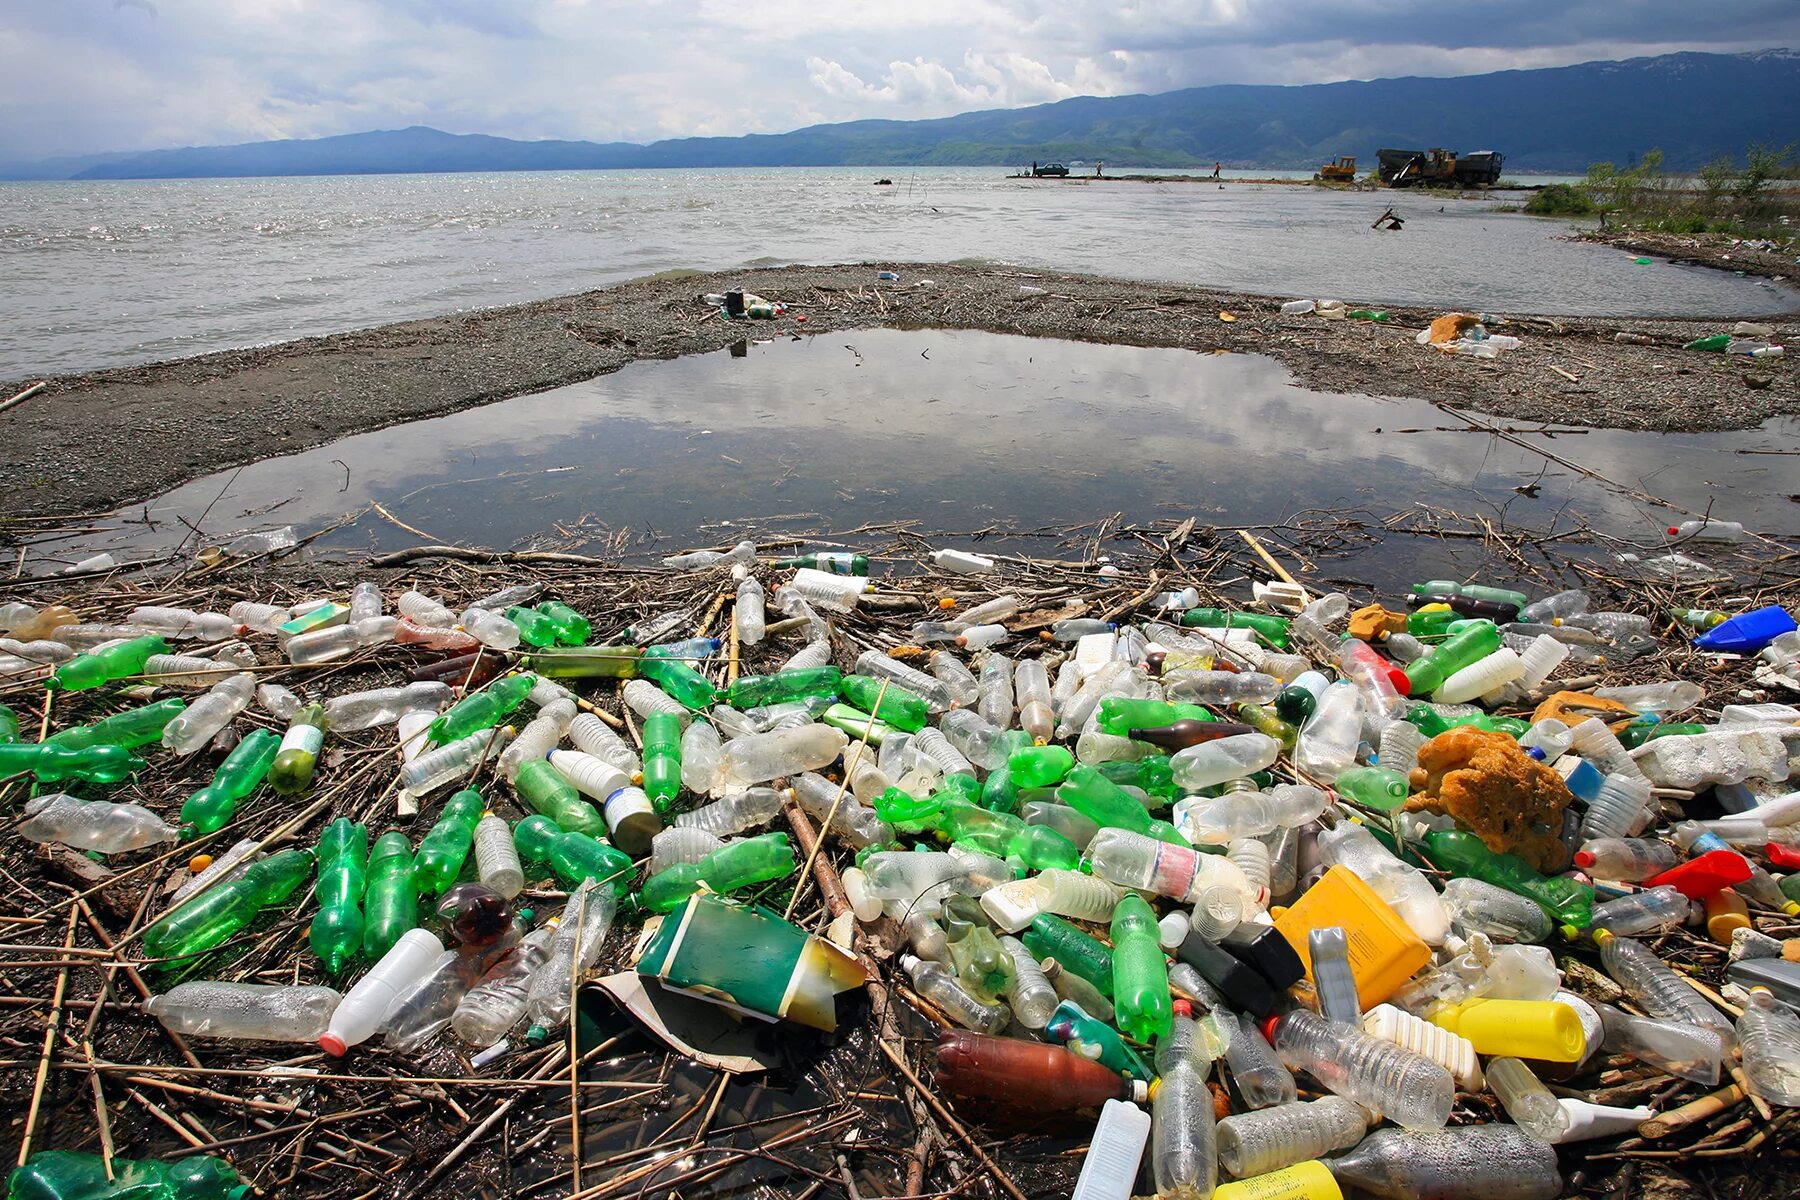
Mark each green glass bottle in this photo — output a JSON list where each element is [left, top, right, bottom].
[[838, 675, 929, 731], [0, 742, 144, 784], [641, 712, 683, 812], [1057, 765, 1188, 845], [1111, 893, 1172, 1042], [1179, 609, 1290, 648], [1022, 914, 1115, 997], [504, 605, 562, 648], [180, 728, 280, 837], [430, 673, 536, 744], [1096, 698, 1213, 737], [310, 819, 368, 974], [636, 647, 717, 709], [270, 703, 328, 794], [536, 601, 592, 646], [1418, 828, 1594, 929], [777, 551, 870, 575], [640, 831, 795, 913], [1046, 999, 1152, 1078], [48, 634, 170, 692], [523, 645, 643, 681], [1008, 744, 1075, 788], [1400, 621, 1498, 696], [142, 848, 314, 961], [413, 787, 484, 894], [46, 697, 186, 750], [725, 666, 843, 708], [1334, 765, 1412, 811], [514, 758, 604, 836], [363, 831, 418, 960], [8, 1150, 248, 1200], [513, 820, 635, 893]]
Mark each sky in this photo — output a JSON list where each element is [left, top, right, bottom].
[[2, 1, 1797, 161]]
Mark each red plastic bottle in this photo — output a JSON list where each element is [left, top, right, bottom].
[[1764, 843, 1800, 871], [1644, 849, 1752, 899], [934, 1030, 1146, 1109]]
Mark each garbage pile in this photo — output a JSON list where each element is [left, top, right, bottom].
[[2, 533, 1799, 1200]]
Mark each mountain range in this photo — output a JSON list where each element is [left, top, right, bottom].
[[4, 49, 1796, 181]]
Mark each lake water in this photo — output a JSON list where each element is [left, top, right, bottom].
[[30, 330, 1794, 588], [2, 167, 1794, 379]]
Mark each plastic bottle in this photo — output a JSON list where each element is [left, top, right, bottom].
[[567, 712, 640, 775], [1270, 1008, 1453, 1129], [902, 953, 1008, 1032], [1317, 822, 1449, 945], [933, 1029, 1143, 1109], [1573, 837, 1676, 881], [412, 788, 483, 895], [522, 882, 617, 1043], [461, 813, 521, 899], [0, 741, 143, 785], [284, 616, 397, 664], [1325, 1126, 1561, 1200], [1440, 877, 1553, 943], [1109, 893, 1171, 1041], [856, 650, 957, 711], [7, 1151, 247, 1200], [512, 756, 604, 837], [128, 605, 243, 641], [790, 772, 893, 849], [142, 848, 314, 961], [362, 832, 419, 960], [321, 926, 444, 1055], [430, 673, 535, 745], [1295, 683, 1361, 782], [1486, 1056, 1570, 1142], [1581, 773, 1653, 841], [929, 548, 996, 574], [1071, 1098, 1153, 1200], [1428, 997, 1588, 1061], [270, 703, 328, 794], [323, 681, 452, 734], [1518, 589, 1588, 624], [1149, 1000, 1217, 1200], [49, 633, 169, 691], [451, 921, 559, 1046], [1226, 1012, 1299, 1108], [1212, 1161, 1341, 1200], [731, 576, 767, 645], [1668, 519, 1745, 542], [512, 818, 634, 892], [16, 792, 175, 853], [147, 981, 341, 1043], [400, 726, 515, 798], [1359, 1004, 1483, 1089], [1217, 1096, 1365, 1180], [1596, 932, 1733, 1036], [1417, 829, 1594, 930], [927, 652, 980, 709], [1087, 828, 1258, 908], [719, 724, 849, 786], [178, 727, 279, 837], [1307, 927, 1361, 1024], [1596, 1002, 1725, 1084], [158, 673, 254, 756], [310, 819, 369, 974], [1734, 987, 1800, 1106], [456, 606, 520, 650], [1591, 885, 1691, 936]]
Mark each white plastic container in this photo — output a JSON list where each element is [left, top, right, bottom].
[[1071, 1098, 1152, 1200], [929, 549, 996, 575], [321, 928, 443, 1055]]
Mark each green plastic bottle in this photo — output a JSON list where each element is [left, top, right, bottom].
[[48, 634, 170, 692], [821, 703, 899, 744], [1409, 580, 1529, 608], [839, 674, 929, 731], [1096, 698, 1213, 738], [1022, 913, 1115, 997], [641, 712, 684, 812], [636, 646, 717, 709], [1045, 998, 1152, 1079], [270, 703, 328, 794], [725, 665, 843, 708], [1096, 755, 1179, 801], [142, 848, 314, 961], [1008, 744, 1075, 788], [7, 1150, 249, 1200], [504, 605, 562, 648], [523, 645, 642, 681], [1672, 608, 1729, 632], [1334, 765, 1412, 811], [638, 832, 796, 913], [1400, 621, 1499, 696], [45, 697, 186, 750], [0, 742, 145, 784], [777, 551, 870, 575], [1057, 765, 1189, 845], [536, 600, 592, 646], [1684, 333, 1731, 352], [1111, 893, 1172, 1042], [413, 788, 484, 894], [180, 727, 281, 837], [1347, 309, 1389, 322], [429, 673, 536, 744], [362, 831, 419, 960], [943, 805, 1081, 872], [945, 910, 1015, 999], [1179, 609, 1290, 648], [514, 758, 604, 836], [513, 817, 634, 893], [310, 819, 369, 974], [875, 785, 945, 828], [1419, 828, 1594, 929], [1407, 607, 1460, 639], [1235, 703, 1298, 750], [0, 703, 16, 743]]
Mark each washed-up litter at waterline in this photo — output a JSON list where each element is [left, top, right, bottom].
[[2, 525, 1799, 1200]]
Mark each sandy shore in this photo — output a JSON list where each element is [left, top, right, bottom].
[[0, 261, 1794, 524]]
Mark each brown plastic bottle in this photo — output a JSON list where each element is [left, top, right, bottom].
[[1129, 719, 1256, 751], [409, 651, 505, 687], [934, 1030, 1147, 1109]]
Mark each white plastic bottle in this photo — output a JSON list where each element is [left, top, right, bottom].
[[321, 928, 444, 1055], [929, 548, 997, 575], [1070, 1098, 1152, 1200]]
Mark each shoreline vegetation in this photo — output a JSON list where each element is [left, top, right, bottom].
[[0, 261, 1793, 529]]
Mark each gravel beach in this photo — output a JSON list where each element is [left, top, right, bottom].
[[1, 261, 1794, 524]]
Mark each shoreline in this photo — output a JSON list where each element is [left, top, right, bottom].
[[0, 261, 1793, 526]]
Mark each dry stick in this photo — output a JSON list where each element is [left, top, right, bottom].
[[783, 679, 887, 921], [412, 1044, 573, 1195], [569, 895, 586, 1194], [0, 380, 47, 415], [19, 907, 81, 1166], [1238, 530, 1299, 587]]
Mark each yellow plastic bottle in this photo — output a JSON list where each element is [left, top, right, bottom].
[[1428, 997, 1588, 1061], [1213, 1160, 1342, 1200], [1274, 866, 1430, 1006]]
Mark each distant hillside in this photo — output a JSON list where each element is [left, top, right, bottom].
[[6, 49, 1796, 181]]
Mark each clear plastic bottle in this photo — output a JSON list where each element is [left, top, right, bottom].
[[1518, 589, 1588, 624], [128, 605, 243, 641], [1567, 717, 1647, 781], [1014, 659, 1056, 744], [258, 681, 302, 721], [735, 577, 766, 645], [719, 724, 848, 785], [1295, 682, 1362, 782], [1316, 821, 1450, 945], [1163, 670, 1282, 706], [452, 921, 559, 1047], [1440, 877, 1552, 943], [1735, 988, 1800, 1107], [650, 827, 724, 874], [325, 681, 452, 733], [567, 713, 640, 774], [1225, 1012, 1298, 1108], [155, 672, 251, 756], [524, 881, 618, 1042], [400, 726, 514, 798], [1217, 1096, 1366, 1180], [1597, 933, 1733, 1036], [902, 953, 1009, 1033], [790, 772, 893, 849], [1086, 827, 1259, 907], [1228, 837, 1273, 908], [1591, 886, 1691, 936], [285, 616, 398, 664], [146, 981, 341, 1043], [977, 652, 1015, 728], [1581, 773, 1653, 840], [926, 651, 980, 708], [1325, 1126, 1561, 1200], [676, 786, 784, 835], [1170, 732, 1280, 791], [1573, 837, 1676, 881], [999, 935, 1059, 1028], [18, 792, 177, 853], [1271, 1008, 1454, 1129], [1152, 1001, 1218, 1200], [1309, 927, 1361, 1024], [679, 720, 722, 793], [1597, 1002, 1725, 1084], [321, 927, 444, 1055], [1178, 785, 1329, 845], [1667, 519, 1744, 542], [1377, 720, 1426, 778], [459, 606, 521, 650], [1593, 680, 1703, 714], [491, 699, 574, 780], [938, 708, 1007, 770], [468, 813, 523, 899], [140, 653, 229, 687], [857, 649, 957, 711], [1487, 1056, 1569, 1142]]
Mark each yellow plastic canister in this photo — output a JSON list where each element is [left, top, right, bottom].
[[1428, 997, 1588, 1061], [1213, 1160, 1342, 1200], [1274, 865, 1431, 1006]]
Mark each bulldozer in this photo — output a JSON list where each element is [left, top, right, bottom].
[[1317, 156, 1357, 182]]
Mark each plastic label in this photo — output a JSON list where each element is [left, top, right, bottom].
[[279, 725, 325, 757], [604, 786, 656, 833]]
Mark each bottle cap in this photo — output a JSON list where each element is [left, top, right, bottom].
[[1260, 1014, 1281, 1043], [319, 1032, 348, 1057], [1172, 998, 1192, 1018]]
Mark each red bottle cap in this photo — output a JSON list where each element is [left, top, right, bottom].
[[1261, 1014, 1282, 1043], [1383, 662, 1412, 697], [1572, 850, 1596, 868], [1764, 843, 1800, 871], [1172, 998, 1192, 1018], [1667, 527, 1681, 536], [1644, 849, 1753, 899]]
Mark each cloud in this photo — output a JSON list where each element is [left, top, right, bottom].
[[1, 0, 1796, 159]]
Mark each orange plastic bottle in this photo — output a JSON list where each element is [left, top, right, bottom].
[[934, 1030, 1147, 1109]]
